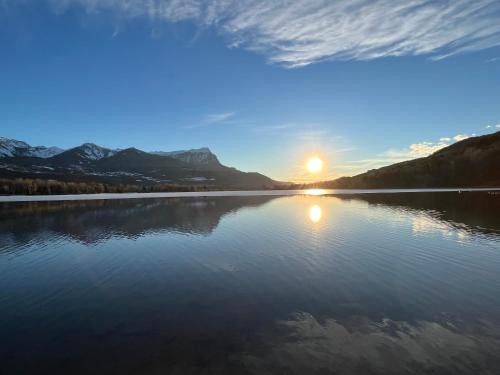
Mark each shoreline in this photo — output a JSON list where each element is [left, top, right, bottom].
[[1, 187, 500, 202]]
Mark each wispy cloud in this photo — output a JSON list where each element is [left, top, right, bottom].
[[252, 123, 295, 133], [382, 133, 472, 159], [185, 111, 235, 128], [205, 111, 235, 124], [34, 0, 500, 67], [452, 134, 470, 142], [485, 123, 500, 129], [336, 133, 474, 177]]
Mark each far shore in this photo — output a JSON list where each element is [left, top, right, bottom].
[[1, 188, 500, 202]]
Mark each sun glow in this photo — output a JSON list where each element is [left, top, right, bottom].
[[309, 205, 322, 223], [305, 189, 326, 196], [306, 157, 323, 173]]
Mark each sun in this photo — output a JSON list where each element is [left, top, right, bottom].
[[306, 157, 323, 173]]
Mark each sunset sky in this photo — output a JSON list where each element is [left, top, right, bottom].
[[1, 0, 500, 182]]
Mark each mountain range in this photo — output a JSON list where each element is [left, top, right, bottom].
[[0, 137, 276, 188], [2, 131, 499, 193]]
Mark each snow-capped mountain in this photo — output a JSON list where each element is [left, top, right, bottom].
[[0, 137, 277, 187], [151, 147, 223, 169], [47, 143, 118, 166], [0, 137, 64, 158], [77, 143, 117, 160], [0, 137, 218, 166]]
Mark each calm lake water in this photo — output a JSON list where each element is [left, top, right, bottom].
[[1, 192, 500, 374]]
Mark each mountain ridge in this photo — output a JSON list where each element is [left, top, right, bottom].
[[313, 131, 500, 189], [0, 137, 64, 159], [0, 138, 222, 164], [0, 137, 277, 188]]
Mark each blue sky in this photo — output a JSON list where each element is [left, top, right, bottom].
[[1, 0, 500, 182]]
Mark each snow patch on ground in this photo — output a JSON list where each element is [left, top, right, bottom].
[[182, 177, 216, 182]]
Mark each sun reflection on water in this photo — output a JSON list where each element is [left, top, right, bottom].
[[309, 205, 322, 223], [305, 189, 326, 196]]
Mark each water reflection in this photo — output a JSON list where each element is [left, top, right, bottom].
[[241, 313, 500, 375], [335, 191, 500, 237], [0, 196, 279, 249], [1, 192, 498, 251], [308, 204, 322, 223], [305, 188, 326, 196], [1, 192, 500, 374]]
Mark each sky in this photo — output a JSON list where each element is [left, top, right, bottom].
[[1, 0, 500, 182]]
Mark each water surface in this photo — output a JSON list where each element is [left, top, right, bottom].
[[1, 192, 500, 374]]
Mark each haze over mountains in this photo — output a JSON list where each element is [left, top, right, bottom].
[[0, 137, 276, 188]]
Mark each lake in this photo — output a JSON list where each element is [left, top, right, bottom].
[[1, 191, 500, 374]]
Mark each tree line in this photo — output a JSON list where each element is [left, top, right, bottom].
[[0, 178, 207, 196], [0, 178, 298, 195]]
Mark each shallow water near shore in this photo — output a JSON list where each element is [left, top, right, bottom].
[[1, 191, 500, 374]]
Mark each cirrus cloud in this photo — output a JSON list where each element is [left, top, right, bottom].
[[205, 111, 235, 124], [184, 111, 235, 128], [26, 0, 500, 67]]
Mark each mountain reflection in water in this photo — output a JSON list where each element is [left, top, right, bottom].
[[1, 192, 500, 375], [0, 196, 278, 247]]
